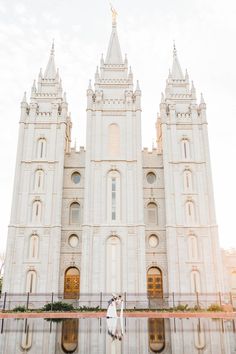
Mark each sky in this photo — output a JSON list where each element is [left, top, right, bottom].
[[0, 0, 236, 253]]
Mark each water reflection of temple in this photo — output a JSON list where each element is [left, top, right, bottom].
[[0, 317, 235, 353]]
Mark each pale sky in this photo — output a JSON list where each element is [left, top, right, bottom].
[[0, 0, 236, 253]]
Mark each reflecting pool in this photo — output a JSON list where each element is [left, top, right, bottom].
[[0, 317, 235, 353]]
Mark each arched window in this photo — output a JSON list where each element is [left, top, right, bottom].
[[70, 203, 80, 224], [147, 203, 158, 225], [34, 169, 44, 190], [231, 272, 236, 289], [21, 321, 33, 351], [183, 169, 193, 191], [147, 267, 163, 299], [26, 270, 37, 293], [194, 319, 205, 349], [32, 200, 42, 224], [185, 201, 195, 224], [61, 319, 79, 353], [29, 235, 39, 259], [181, 138, 190, 159], [37, 138, 46, 159], [108, 123, 120, 157], [148, 318, 165, 353], [191, 270, 201, 293], [106, 236, 121, 293], [107, 170, 121, 222], [188, 235, 198, 260], [64, 267, 80, 299]]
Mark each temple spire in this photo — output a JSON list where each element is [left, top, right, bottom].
[[171, 42, 184, 80], [105, 5, 123, 64], [110, 3, 118, 27], [44, 41, 57, 79]]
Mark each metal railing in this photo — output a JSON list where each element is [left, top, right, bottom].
[[0, 291, 235, 311]]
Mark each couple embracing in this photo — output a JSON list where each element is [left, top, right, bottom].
[[106, 294, 124, 318]]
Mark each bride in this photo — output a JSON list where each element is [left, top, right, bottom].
[[106, 295, 118, 318]]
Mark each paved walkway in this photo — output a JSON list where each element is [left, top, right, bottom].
[[0, 311, 235, 319]]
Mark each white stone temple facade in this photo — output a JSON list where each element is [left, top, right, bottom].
[[3, 16, 225, 300]]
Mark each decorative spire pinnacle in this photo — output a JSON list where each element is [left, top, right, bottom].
[[161, 92, 165, 103], [171, 42, 184, 80], [88, 79, 92, 90], [105, 5, 123, 64], [124, 53, 128, 65], [22, 91, 27, 103], [185, 69, 189, 81], [51, 39, 55, 55], [38, 68, 43, 79], [100, 53, 104, 66], [135, 80, 141, 91], [31, 79, 36, 94], [173, 40, 177, 57], [63, 92, 67, 103], [200, 92, 205, 104], [44, 41, 57, 79], [128, 66, 133, 79]]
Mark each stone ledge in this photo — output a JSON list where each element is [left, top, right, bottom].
[[0, 311, 235, 319]]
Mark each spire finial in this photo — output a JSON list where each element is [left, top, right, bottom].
[[51, 39, 55, 55], [22, 91, 27, 103], [44, 41, 57, 79], [110, 3, 118, 26], [136, 80, 140, 91], [200, 92, 205, 104], [100, 53, 104, 66], [173, 40, 177, 57]]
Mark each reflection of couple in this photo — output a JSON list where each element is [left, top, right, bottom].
[[106, 294, 124, 318], [107, 294, 124, 341]]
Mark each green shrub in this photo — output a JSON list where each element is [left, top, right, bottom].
[[77, 305, 100, 311], [207, 304, 223, 312], [174, 304, 189, 311], [12, 305, 27, 312], [42, 301, 74, 312]]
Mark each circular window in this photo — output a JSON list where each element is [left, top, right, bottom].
[[146, 172, 156, 184], [149, 235, 159, 248], [71, 172, 81, 184], [68, 234, 79, 248]]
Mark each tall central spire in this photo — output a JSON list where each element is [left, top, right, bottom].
[[171, 43, 184, 80], [44, 41, 57, 79], [105, 5, 123, 64]]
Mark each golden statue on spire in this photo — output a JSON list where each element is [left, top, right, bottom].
[[110, 3, 118, 25]]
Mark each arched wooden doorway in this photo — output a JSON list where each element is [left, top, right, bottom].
[[61, 319, 79, 353], [64, 267, 80, 299], [148, 318, 165, 353], [147, 267, 163, 298]]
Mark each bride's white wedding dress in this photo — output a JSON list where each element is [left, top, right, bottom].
[[106, 300, 117, 318]]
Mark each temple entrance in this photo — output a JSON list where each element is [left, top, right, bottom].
[[147, 267, 163, 298], [64, 267, 80, 299]]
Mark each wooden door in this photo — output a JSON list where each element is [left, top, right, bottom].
[[64, 267, 80, 299], [147, 267, 163, 298]]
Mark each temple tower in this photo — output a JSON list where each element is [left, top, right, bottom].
[[3, 44, 71, 293], [157, 45, 225, 294], [80, 15, 146, 294]]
